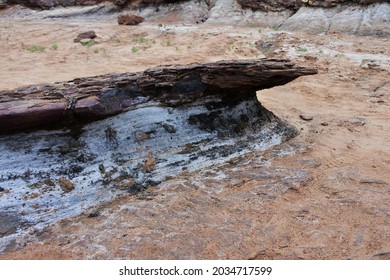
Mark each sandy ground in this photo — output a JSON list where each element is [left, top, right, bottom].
[[0, 15, 389, 259]]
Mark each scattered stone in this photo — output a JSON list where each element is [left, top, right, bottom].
[[135, 131, 150, 142], [255, 39, 280, 57], [88, 211, 100, 218], [371, 252, 390, 260], [43, 178, 55, 186], [162, 123, 177, 133], [116, 179, 136, 190], [0, 187, 4, 192], [105, 125, 117, 142], [98, 164, 106, 174], [320, 122, 329, 126], [17, 242, 27, 249], [360, 178, 387, 185], [299, 114, 313, 121], [58, 178, 75, 193], [118, 13, 144, 25], [141, 152, 156, 172], [304, 55, 317, 61], [73, 31, 97, 43], [0, 0, 7, 9], [128, 183, 146, 195]]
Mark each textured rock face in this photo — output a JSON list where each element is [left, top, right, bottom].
[[8, 0, 102, 9], [3, 0, 389, 11], [281, 3, 390, 36], [6, 0, 188, 9], [237, 0, 302, 11], [0, 0, 7, 8], [236, 0, 388, 11], [0, 59, 317, 132], [117, 13, 144, 25], [0, 59, 316, 243]]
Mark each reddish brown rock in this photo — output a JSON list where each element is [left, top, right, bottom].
[[117, 13, 145, 25], [58, 178, 75, 193], [73, 31, 97, 43], [0, 0, 7, 9], [0, 59, 317, 133]]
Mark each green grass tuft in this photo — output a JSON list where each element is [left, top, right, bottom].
[[80, 40, 95, 47], [131, 46, 138, 53], [27, 45, 46, 52], [296, 46, 308, 52]]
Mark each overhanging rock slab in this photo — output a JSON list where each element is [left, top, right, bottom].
[[0, 59, 316, 245]]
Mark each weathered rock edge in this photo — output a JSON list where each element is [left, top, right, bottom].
[[3, 0, 388, 11], [0, 59, 317, 133]]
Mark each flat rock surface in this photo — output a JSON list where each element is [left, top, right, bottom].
[[0, 8, 389, 259]]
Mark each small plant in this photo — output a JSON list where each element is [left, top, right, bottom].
[[319, 49, 324, 54], [131, 46, 138, 53], [335, 53, 345, 58], [80, 40, 95, 47], [27, 45, 46, 52], [94, 48, 99, 54], [51, 43, 58, 50], [135, 36, 145, 44], [296, 46, 308, 52]]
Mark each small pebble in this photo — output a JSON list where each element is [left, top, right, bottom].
[[88, 211, 100, 218], [300, 114, 313, 121], [58, 178, 75, 193]]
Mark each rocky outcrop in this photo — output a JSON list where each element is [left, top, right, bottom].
[[0, 59, 317, 133], [6, 0, 188, 9], [237, 0, 302, 11], [281, 2, 390, 36], [0, 0, 7, 8], [236, 0, 388, 11], [205, 0, 390, 36], [0, 59, 316, 241], [117, 13, 144, 25], [8, 0, 102, 9]]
